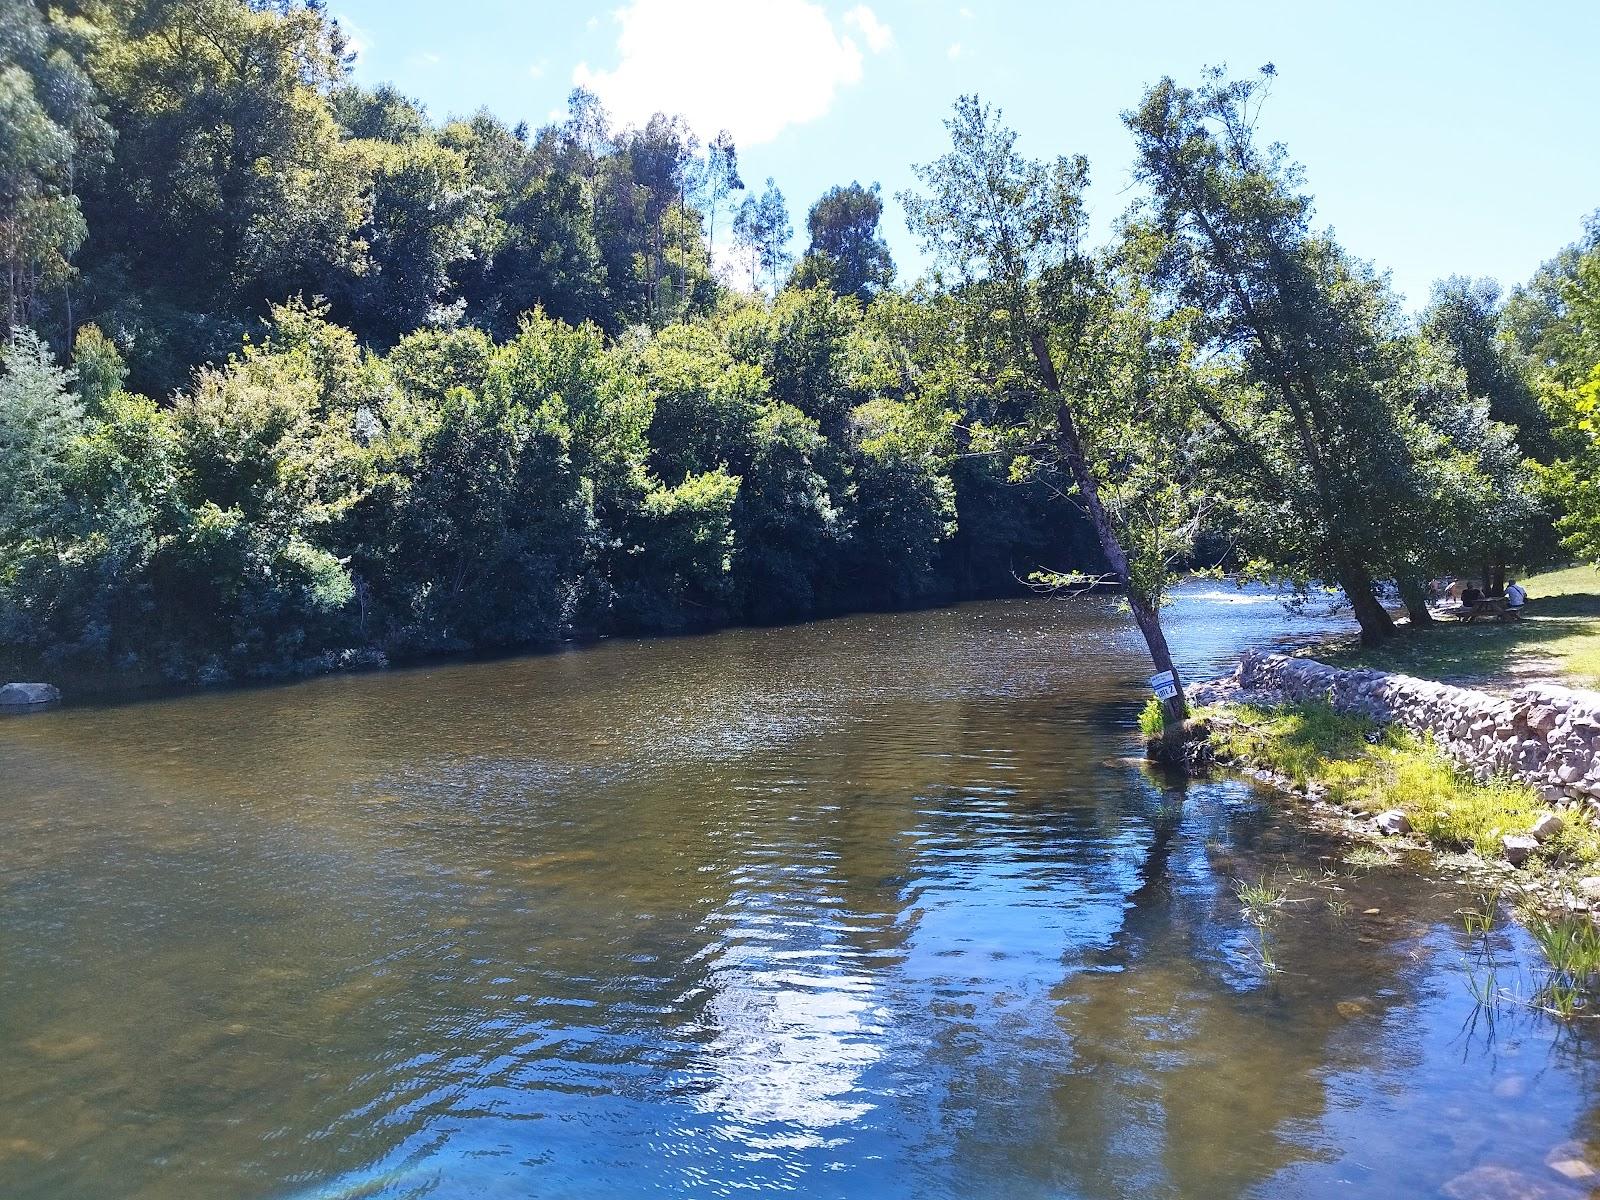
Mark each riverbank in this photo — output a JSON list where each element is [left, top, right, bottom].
[[1201, 698, 1600, 909], [1186, 567, 1600, 929]]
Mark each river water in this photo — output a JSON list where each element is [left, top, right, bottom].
[[1, 585, 1597, 1199]]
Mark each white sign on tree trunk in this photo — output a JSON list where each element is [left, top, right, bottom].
[[1150, 671, 1178, 701]]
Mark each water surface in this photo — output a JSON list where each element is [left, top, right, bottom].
[[2, 586, 1597, 1198]]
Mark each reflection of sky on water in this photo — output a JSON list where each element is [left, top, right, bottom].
[[4, 587, 1599, 1200]]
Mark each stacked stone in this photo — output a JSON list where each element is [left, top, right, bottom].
[[1191, 651, 1600, 811]]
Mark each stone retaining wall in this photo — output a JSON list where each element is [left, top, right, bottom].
[[1191, 651, 1600, 810]]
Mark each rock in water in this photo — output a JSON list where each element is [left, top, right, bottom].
[[0, 682, 61, 712], [1544, 1141, 1597, 1182], [1441, 1163, 1585, 1200], [1502, 834, 1539, 866], [1375, 809, 1412, 836]]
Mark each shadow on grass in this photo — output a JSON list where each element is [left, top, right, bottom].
[[1321, 588, 1600, 687]]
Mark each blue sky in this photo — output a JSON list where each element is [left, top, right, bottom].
[[334, 0, 1599, 309]]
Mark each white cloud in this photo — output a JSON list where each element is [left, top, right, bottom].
[[844, 5, 894, 54], [946, 41, 963, 60], [573, 0, 871, 146], [529, 59, 548, 80], [409, 50, 442, 67]]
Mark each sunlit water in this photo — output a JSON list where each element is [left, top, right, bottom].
[[2, 585, 1597, 1199]]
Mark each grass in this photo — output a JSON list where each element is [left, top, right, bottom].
[[1317, 564, 1600, 690], [1138, 697, 1166, 739], [1525, 915, 1600, 1018], [1459, 888, 1502, 936], [1208, 700, 1600, 867]]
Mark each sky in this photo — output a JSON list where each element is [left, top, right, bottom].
[[333, 0, 1600, 310]]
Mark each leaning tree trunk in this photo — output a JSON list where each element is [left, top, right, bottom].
[[1397, 572, 1434, 627], [1332, 552, 1397, 646], [1032, 334, 1188, 727]]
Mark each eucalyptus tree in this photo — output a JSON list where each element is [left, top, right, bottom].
[[900, 95, 1193, 724], [733, 179, 792, 296], [694, 130, 742, 260]]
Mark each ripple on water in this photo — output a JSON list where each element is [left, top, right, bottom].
[[3, 587, 1599, 1200]]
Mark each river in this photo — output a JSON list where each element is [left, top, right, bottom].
[[1, 584, 1596, 1199]]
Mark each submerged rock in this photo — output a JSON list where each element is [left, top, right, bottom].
[[1545, 1142, 1598, 1182], [0, 682, 60, 712], [1441, 1163, 1585, 1200]]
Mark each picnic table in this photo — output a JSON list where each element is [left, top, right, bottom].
[[1456, 596, 1523, 624]]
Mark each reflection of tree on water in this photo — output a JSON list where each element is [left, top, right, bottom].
[[929, 771, 1454, 1200]]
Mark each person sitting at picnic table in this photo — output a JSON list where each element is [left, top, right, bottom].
[[1460, 583, 1484, 608], [1507, 578, 1527, 610]]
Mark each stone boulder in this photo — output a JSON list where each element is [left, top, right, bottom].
[[1502, 834, 1539, 866], [1530, 811, 1566, 842], [0, 682, 61, 712], [1375, 809, 1412, 836]]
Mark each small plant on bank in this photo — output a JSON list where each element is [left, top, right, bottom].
[[1138, 697, 1166, 740]]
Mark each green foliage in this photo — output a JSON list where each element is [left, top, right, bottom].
[[6, 10, 1597, 698], [70, 324, 127, 413], [790, 182, 894, 303], [0, 0, 110, 328], [732, 402, 839, 619], [0, 330, 84, 548], [621, 468, 741, 628], [1138, 698, 1165, 739]]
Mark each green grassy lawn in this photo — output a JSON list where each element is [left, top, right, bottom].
[[1317, 564, 1600, 691]]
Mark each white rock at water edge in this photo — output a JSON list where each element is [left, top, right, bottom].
[[1375, 810, 1411, 836], [0, 682, 61, 711]]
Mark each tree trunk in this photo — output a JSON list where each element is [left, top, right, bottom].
[[1397, 572, 1434, 627], [1333, 553, 1397, 646], [1032, 333, 1188, 725]]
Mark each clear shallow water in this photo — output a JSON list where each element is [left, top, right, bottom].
[[1, 585, 1597, 1199]]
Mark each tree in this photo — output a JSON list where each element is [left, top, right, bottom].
[[693, 129, 742, 260], [1422, 276, 1549, 459], [77, 0, 365, 390], [900, 95, 1192, 725], [1523, 235, 1600, 563], [0, 0, 111, 333], [1125, 68, 1415, 645], [733, 178, 791, 295], [0, 329, 84, 551], [790, 182, 894, 302]]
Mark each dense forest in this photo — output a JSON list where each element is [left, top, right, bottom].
[[2, 0, 1598, 690]]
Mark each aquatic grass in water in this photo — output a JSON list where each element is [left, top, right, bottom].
[[1458, 889, 1501, 936], [1527, 915, 1600, 1018]]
